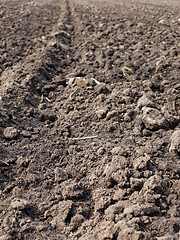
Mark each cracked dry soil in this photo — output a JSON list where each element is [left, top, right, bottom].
[[0, 0, 180, 239]]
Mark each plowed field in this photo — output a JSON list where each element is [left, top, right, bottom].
[[0, 0, 179, 239]]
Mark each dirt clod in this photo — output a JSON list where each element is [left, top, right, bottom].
[[169, 129, 180, 154], [142, 107, 168, 130]]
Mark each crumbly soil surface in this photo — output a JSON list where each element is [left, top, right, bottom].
[[0, 0, 180, 239]]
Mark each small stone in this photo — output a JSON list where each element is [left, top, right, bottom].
[[3, 127, 18, 139], [96, 108, 108, 119], [65, 24, 74, 31], [19, 138, 31, 146], [136, 204, 160, 216], [142, 107, 168, 130], [45, 200, 73, 219], [167, 206, 178, 218], [169, 129, 180, 154], [124, 96, 132, 105], [143, 170, 152, 178], [123, 115, 131, 122], [158, 19, 166, 25], [142, 129, 152, 136], [50, 217, 65, 231], [36, 223, 47, 232], [111, 155, 129, 169], [47, 40, 57, 47]]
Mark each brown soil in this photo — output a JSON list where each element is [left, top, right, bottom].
[[0, 0, 180, 239]]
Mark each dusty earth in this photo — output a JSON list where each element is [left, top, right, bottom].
[[0, 0, 180, 239]]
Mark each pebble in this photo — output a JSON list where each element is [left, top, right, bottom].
[[3, 127, 18, 139], [96, 108, 108, 119], [142, 129, 152, 136], [158, 19, 166, 25]]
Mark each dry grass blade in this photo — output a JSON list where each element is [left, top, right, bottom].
[[120, 66, 135, 77], [0, 160, 9, 167], [71, 135, 98, 140]]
